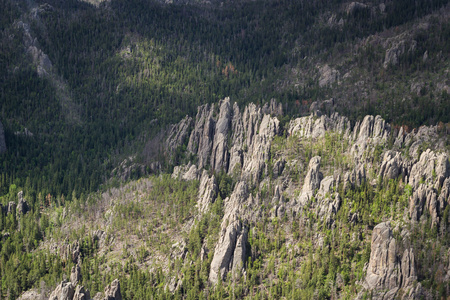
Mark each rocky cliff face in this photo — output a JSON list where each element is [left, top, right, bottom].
[[35, 98, 449, 297], [359, 222, 421, 300], [165, 97, 450, 294], [48, 265, 121, 300], [168, 97, 282, 181]]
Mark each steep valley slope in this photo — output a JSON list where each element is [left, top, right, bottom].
[[10, 98, 450, 299]]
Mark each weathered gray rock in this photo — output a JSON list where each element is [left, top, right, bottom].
[[104, 279, 122, 300], [241, 103, 262, 153], [409, 185, 427, 222], [165, 115, 192, 153], [438, 178, 450, 214], [187, 104, 215, 169], [409, 150, 449, 189], [172, 163, 199, 181], [0, 120, 6, 154], [17, 191, 30, 217], [17, 289, 41, 300], [209, 180, 252, 284], [49, 280, 75, 300], [262, 98, 283, 116], [425, 189, 439, 226], [351, 115, 390, 161], [365, 223, 400, 291], [73, 285, 90, 300], [361, 222, 418, 299], [288, 113, 350, 139], [228, 102, 244, 175], [379, 151, 403, 180], [242, 113, 279, 183], [70, 264, 81, 285], [298, 156, 323, 205], [316, 176, 341, 225], [318, 176, 334, 197], [209, 220, 247, 283], [211, 98, 232, 171], [272, 158, 286, 178], [318, 64, 340, 87], [394, 126, 405, 149], [71, 241, 81, 264], [166, 276, 182, 293], [409, 184, 443, 226], [383, 39, 417, 69], [93, 230, 108, 250], [197, 170, 217, 214], [17, 289, 42, 300], [356, 115, 390, 143], [231, 225, 248, 277], [346, 2, 368, 15]]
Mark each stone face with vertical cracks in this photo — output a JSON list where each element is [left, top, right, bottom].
[[211, 98, 232, 171], [197, 170, 217, 214], [209, 181, 250, 284], [209, 220, 247, 283], [49, 280, 75, 300], [360, 222, 419, 300], [228, 102, 244, 175], [288, 113, 350, 139], [104, 279, 122, 300], [187, 104, 215, 169], [379, 151, 403, 180], [242, 113, 280, 182], [409, 150, 449, 189], [165, 115, 192, 153], [298, 156, 323, 205]]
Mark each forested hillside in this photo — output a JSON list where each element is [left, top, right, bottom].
[[0, 0, 450, 299], [1, 0, 449, 200]]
